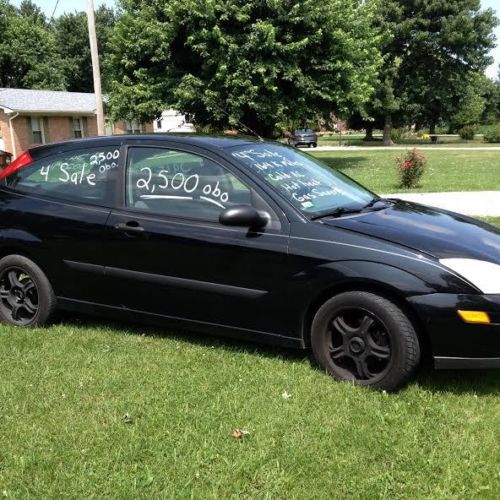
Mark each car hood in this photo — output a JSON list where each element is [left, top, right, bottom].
[[322, 200, 500, 263]]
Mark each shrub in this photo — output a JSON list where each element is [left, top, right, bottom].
[[484, 124, 500, 143], [391, 128, 403, 143], [396, 148, 427, 189], [458, 125, 477, 140]]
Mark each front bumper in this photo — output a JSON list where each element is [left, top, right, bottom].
[[407, 293, 500, 369], [293, 139, 316, 145]]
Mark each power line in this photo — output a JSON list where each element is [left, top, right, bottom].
[[49, 0, 61, 23]]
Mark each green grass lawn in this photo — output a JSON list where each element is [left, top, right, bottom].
[[311, 150, 500, 193], [0, 170, 498, 498], [1, 319, 499, 498], [479, 216, 500, 226]]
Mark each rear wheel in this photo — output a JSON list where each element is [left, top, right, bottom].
[[0, 255, 56, 327], [311, 291, 420, 391]]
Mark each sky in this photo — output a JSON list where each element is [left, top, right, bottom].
[[10, 0, 500, 79], [11, 0, 116, 18]]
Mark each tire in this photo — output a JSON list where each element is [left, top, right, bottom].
[[0, 255, 56, 327], [312, 142, 317, 148], [311, 291, 420, 391]]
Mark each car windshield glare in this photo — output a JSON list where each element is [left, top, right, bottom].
[[230, 144, 374, 216]]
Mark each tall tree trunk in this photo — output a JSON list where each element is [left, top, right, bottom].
[[383, 115, 393, 146], [364, 125, 374, 141], [430, 122, 437, 143]]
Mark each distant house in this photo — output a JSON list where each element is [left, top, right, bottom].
[[0, 88, 154, 159], [154, 109, 195, 133]]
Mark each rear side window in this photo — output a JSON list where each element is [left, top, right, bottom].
[[5, 147, 121, 206]]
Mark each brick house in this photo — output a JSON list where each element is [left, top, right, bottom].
[[0, 88, 154, 159]]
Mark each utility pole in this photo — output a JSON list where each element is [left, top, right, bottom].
[[87, 0, 105, 136]]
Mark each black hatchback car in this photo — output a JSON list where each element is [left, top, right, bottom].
[[0, 135, 499, 391]]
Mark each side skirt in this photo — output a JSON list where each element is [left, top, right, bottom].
[[434, 356, 500, 369], [57, 297, 305, 349]]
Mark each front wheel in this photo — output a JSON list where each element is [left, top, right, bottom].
[[311, 291, 420, 391], [0, 255, 56, 327]]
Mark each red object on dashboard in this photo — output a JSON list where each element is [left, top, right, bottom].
[[0, 151, 33, 180]]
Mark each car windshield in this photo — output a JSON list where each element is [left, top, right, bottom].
[[295, 129, 313, 134], [230, 143, 375, 216]]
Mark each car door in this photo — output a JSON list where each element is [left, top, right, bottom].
[[103, 142, 295, 337], [0, 143, 124, 304]]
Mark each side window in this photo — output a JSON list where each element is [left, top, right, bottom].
[[126, 147, 278, 226], [5, 147, 121, 207]]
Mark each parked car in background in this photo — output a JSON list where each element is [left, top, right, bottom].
[[289, 128, 318, 148], [0, 135, 499, 391]]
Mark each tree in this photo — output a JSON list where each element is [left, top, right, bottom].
[[481, 75, 500, 124], [17, 0, 46, 25], [397, 0, 498, 140], [107, 0, 382, 137], [0, 0, 16, 85], [54, 6, 116, 93], [349, 0, 498, 145], [346, 0, 409, 145], [0, 0, 66, 89], [450, 74, 491, 130]]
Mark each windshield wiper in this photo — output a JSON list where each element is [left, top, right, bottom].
[[310, 206, 364, 220], [362, 197, 381, 209], [310, 198, 390, 220]]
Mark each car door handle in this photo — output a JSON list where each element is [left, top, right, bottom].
[[114, 222, 145, 233]]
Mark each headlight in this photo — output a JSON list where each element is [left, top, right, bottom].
[[440, 258, 500, 294]]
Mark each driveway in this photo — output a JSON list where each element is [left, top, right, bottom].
[[314, 146, 500, 152]]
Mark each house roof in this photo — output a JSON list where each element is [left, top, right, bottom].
[[0, 88, 97, 115]]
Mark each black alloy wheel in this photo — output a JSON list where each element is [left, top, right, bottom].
[[328, 307, 391, 382], [0, 255, 56, 327], [0, 267, 39, 325], [311, 291, 421, 391]]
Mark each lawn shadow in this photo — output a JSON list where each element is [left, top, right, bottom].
[[414, 366, 500, 396], [55, 312, 311, 364], [56, 313, 500, 396]]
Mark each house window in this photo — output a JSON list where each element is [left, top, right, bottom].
[[73, 118, 84, 139], [31, 117, 45, 144], [126, 120, 142, 134]]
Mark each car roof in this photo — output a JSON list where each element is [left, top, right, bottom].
[[28, 133, 263, 160]]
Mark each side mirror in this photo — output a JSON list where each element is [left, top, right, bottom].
[[219, 205, 269, 229]]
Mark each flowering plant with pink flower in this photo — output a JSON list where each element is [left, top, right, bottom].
[[396, 148, 427, 188]]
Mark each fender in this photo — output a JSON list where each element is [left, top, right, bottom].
[[292, 260, 436, 301], [293, 258, 478, 300], [0, 229, 58, 284], [0, 228, 42, 245], [294, 260, 438, 347]]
